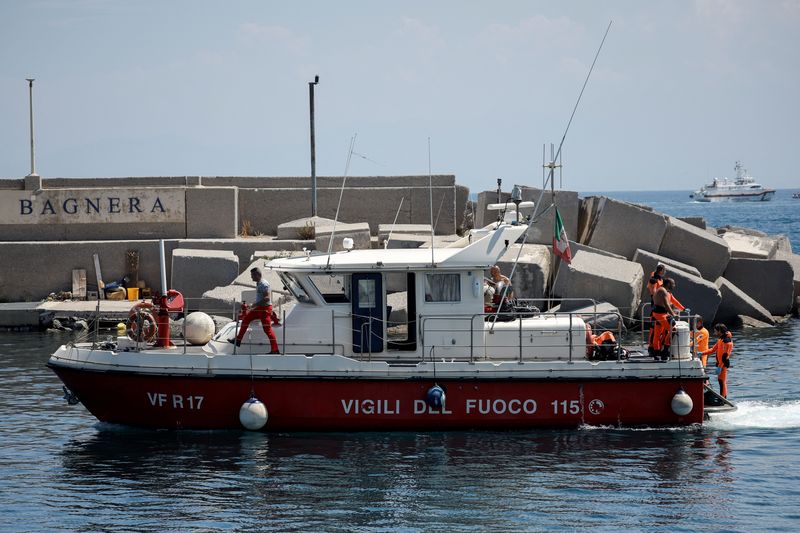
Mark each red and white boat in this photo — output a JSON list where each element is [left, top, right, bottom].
[[49, 216, 730, 430]]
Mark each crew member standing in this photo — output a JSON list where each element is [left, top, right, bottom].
[[647, 264, 666, 300], [701, 324, 733, 398], [691, 316, 710, 365], [232, 267, 280, 353], [649, 278, 678, 359]]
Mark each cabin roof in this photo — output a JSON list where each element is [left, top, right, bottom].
[[266, 223, 529, 272]]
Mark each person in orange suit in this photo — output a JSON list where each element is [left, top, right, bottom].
[[691, 316, 710, 365], [584, 322, 617, 358], [701, 324, 733, 398], [649, 278, 678, 359]]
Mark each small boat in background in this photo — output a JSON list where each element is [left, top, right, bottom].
[[792, 193, 800, 199], [691, 161, 775, 202]]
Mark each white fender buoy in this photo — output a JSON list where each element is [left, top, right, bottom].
[[671, 388, 693, 416], [184, 312, 216, 345], [239, 397, 268, 430]]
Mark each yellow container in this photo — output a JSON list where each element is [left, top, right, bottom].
[[127, 287, 140, 301]]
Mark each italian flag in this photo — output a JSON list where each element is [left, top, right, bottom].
[[553, 207, 572, 264]]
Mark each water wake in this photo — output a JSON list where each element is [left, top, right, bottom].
[[706, 400, 800, 430]]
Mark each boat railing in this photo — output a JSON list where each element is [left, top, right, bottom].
[[419, 308, 625, 364]]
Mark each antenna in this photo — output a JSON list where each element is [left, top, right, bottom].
[[489, 21, 612, 327], [325, 134, 357, 269], [428, 137, 435, 267], [384, 197, 405, 249], [530, 20, 612, 225]]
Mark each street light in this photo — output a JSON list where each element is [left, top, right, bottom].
[[309, 75, 320, 217], [26, 78, 38, 177]]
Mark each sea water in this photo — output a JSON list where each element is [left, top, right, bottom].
[[1, 190, 799, 532]]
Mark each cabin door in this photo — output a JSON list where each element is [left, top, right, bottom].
[[351, 273, 384, 353]]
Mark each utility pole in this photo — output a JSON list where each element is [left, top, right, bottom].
[[26, 78, 38, 177], [308, 75, 319, 216]]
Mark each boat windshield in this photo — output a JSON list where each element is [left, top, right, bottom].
[[279, 272, 312, 303], [308, 273, 351, 303]]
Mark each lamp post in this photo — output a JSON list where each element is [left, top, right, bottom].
[[26, 78, 38, 177], [308, 75, 319, 217]]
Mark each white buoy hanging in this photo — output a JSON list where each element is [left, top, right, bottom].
[[671, 388, 693, 416], [239, 396, 268, 430]]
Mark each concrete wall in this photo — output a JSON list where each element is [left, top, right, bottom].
[[0, 240, 182, 302], [0, 175, 468, 240]]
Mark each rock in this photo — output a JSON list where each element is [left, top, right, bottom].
[[72, 319, 89, 331], [774, 251, 800, 313], [735, 315, 775, 329], [550, 301, 625, 333], [658, 216, 731, 280], [581, 197, 667, 259], [678, 216, 707, 230], [714, 277, 775, 326], [553, 250, 644, 323], [722, 257, 795, 315]]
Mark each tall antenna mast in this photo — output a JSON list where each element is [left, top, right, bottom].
[[428, 137, 435, 267], [26, 78, 38, 177], [325, 134, 356, 269]]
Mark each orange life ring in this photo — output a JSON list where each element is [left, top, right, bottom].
[[127, 306, 158, 344]]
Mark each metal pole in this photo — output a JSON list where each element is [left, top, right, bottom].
[[309, 75, 319, 217], [26, 78, 37, 176]]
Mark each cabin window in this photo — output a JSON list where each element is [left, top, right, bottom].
[[424, 273, 461, 302], [279, 273, 312, 303], [308, 273, 350, 303], [357, 279, 376, 309]]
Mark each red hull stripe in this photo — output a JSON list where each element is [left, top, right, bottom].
[[53, 366, 706, 430]]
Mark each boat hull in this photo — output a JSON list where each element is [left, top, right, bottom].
[[51, 365, 705, 430], [695, 190, 775, 202]]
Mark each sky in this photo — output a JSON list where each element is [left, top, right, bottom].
[[1, 0, 798, 193]]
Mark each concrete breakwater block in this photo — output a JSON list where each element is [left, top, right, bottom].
[[378, 224, 432, 242], [631, 249, 720, 321], [678, 216, 707, 230], [722, 258, 795, 316], [775, 252, 800, 312], [633, 248, 701, 278], [553, 250, 644, 323], [549, 301, 624, 333], [494, 244, 552, 302], [658, 216, 731, 281], [384, 234, 429, 249], [581, 197, 667, 260], [171, 249, 239, 308], [276, 216, 336, 240], [714, 277, 775, 326], [315, 222, 372, 252], [719, 227, 782, 259], [568, 240, 626, 261]]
